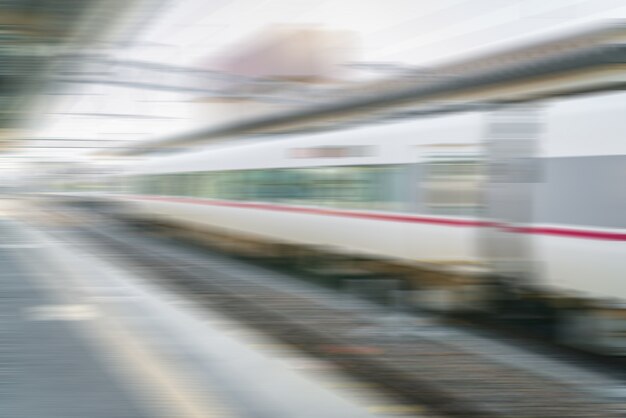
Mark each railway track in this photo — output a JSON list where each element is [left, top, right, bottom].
[[35, 201, 626, 418]]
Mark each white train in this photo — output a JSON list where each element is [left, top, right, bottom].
[[119, 92, 623, 285], [60, 89, 626, 351], [44, 21, 626, 352]]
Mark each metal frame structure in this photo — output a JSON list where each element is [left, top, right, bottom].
[[105, 22, 626, 156]]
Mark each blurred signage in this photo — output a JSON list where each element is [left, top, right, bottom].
[[288, 145, 373, 158]]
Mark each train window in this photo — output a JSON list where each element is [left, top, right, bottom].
[[153, 175, 162, 195], [182, 173, 195, 197], [138, 176, 146, 194], [221, 170, 245, 200], [165, 175, 176, 195], [217, 171, 229, 199], [198, 172, 215, 198], [137, 176, 145, 194], [187, 173, 200, 197], [276, 169, 305, 203], [144, 176, 153, 194], [175, 174, 185, 196], [170, 174, 180, 196], [241, 170, 259, 201], [304, 167, 335, 207], [371, 165, 410, 212], [161, 175, 173, 195], [176, 174, 185, 195], [151, 175, 161, 195], [142, 165, 412, 213], [218, 172, 228, 198], [187, 172, 199, 197], [283, 169, 311, 204], [423, 160, 484, 216], [169, 174, 181, 196], [250, 170, 281, 202], [149, 175, 160, 195], [187, 173, 196, 196], [147, 176, 154, 194], [324, 167, 366, 209], [311, 165, 409, 212]]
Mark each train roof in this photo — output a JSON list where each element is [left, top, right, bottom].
[[124, 112, 487, 175]]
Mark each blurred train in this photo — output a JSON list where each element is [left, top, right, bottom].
[[55, 88, 626, 352]]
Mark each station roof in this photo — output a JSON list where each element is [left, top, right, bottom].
[[8, 3, 626, 163], [108, 22, 626, 156], [0, 0, 146, 153]]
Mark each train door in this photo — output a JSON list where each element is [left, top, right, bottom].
[[420, 144, 485, 259], [480, 103, 543, 286], [478, 103, 559, 335], [412, 143, 485, 312]]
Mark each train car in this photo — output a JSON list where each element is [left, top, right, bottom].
[[122, 111, 483, 262], [87, 89, 626, 352]]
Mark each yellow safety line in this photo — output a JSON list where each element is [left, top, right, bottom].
[[85, 310, 230, 418]]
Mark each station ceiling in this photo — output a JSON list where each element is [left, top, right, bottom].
[[0, 0, 144, 153], [4, 0, 626, 162]]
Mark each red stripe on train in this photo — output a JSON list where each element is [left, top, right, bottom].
[[127, 195, 626, 241], [501, 226, 626, 241]]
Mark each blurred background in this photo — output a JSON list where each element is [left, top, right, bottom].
[[2, 1, 626, 418], [3, 0, 626, 161]]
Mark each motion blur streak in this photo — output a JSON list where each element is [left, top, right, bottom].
[[2, 1, 626, 418]]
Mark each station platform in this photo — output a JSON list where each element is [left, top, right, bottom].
[[0, 219, 153, 418], [0, 202, 398, 418]]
